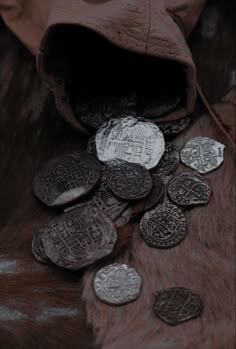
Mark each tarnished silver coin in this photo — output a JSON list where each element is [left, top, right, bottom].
[[167, 171, 211, 206], [32, 232, 50, 264], [154, 287, 203, 326], [143, 174, 165, 211], [138, 95, 181, 119], [64, 166, 128, 221], [140, 203, 186, 248], [106, 160, 152, 200], [33, 151, 100, 207], [95, 116, 165, 169], [94, 263, 142, 305], [151, 143, 179, 176], [76, 94, 136, 129], [41, 207, 117, 270], [180, 137, 225, 174], [86, 135, 97, 157], [156, 116, 191, 136]]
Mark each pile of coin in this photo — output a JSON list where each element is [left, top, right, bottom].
[[32, 112, 225, 325]]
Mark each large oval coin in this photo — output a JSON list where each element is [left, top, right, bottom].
[[140, 203, 186, 248], [154, 287, 203, 325], [107, 160, 152, 200], [33, 151, 101, 207], [94, 263, 142, 305], [167, 171, 211, 206], [41, 207, 117, 270], [95, 116, 165, 169], [151, 143, 179, 176], [180, 136, 225, 174]]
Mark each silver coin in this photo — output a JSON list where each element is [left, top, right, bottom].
[[154, 287, 203, 325], [32, 232, 50, 264], [64, 165, 128, 221], [95, 116, 165, 169], [107, 160, 153, 200], [140, 203, 186, 248], [180, 137, 225, 174], [167, 171, 211, 206], [151, 143, 179, 176], [94, 263, 142, 305], [41, 207, 117, 270], [33, 151, 101, 207]]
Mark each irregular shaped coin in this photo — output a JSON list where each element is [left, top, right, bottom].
[[180, 136, 225, 174], [167, 171, 211, 206], [151, 143, 179, 176], [64, 165, 128, 221], [41, 207, 117, 270], [94, 263, 142, 305], [95, 116, 165, 169], [154, 287, 203, 325], [107, 160, 153, 200], [33, 151, 100, 207], [140, 203, 186, 248], [32, 232, 50, 264]]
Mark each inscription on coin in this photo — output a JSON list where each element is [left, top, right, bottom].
[[154, 287, 203, 325], [94, 263, 142, 305], [33, 151, 101, 207], [41, 207, 117, 270], [180, 137, 225, 174], [32, 232, 50, 264], [107, 160, 153, 200], [140, 203, 186, 248], [167, 171, 211, 206], [151, 143, 179, 176], [95, 116, 165, 169], [64, 166, 128, 221]]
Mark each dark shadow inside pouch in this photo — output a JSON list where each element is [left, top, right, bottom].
[[41, 25, 187, 130]]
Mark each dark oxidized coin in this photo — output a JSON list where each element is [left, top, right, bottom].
[[154, 287, 203, 325], [33, 151, 101, 207], [76, 94, 136, 129], [167, 171, 211, 206], [107, 160, 153, 200], [64, 165, 128, 221], [143, 174, 165, 211], [32, 232, 50, 264], [41, 207, 117, 270], [156, 116, 191, 136], [180, 137, 225, 174], [94, 263, 142, 305], [86, 135, 97, 157], [138, 95, 181, 119], [140, 203, 186, 248], [151, 143, 179, 176]]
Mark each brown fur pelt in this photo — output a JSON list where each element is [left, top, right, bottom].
[[0, 1, 235, 348]]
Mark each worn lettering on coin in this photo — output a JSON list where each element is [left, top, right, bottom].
[[151, 143, 179, 176]]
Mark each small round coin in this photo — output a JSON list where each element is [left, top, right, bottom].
[[140, 203, 186, 248], [154, 287, 203, 325], [33, 151, 101, 207], [167, 171, 211, 206], [107, 160, 153, 200], [41, 207, 117, 270], [32, 232, 50, 264], [143, 174, 165, 211], [156, 116, 191, 136], [151, 143, 179, 176], [180, 136, 225, 174], [95, 116, 165, 169], [94, 263, 142, 305]]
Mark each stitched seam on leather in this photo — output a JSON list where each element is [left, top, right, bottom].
[[145, 0, 151, 53]]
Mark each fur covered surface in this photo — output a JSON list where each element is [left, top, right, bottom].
[[0, 2, 235, 348]]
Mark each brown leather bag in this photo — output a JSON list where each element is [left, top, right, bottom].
[[0, 0, 206, 131]]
